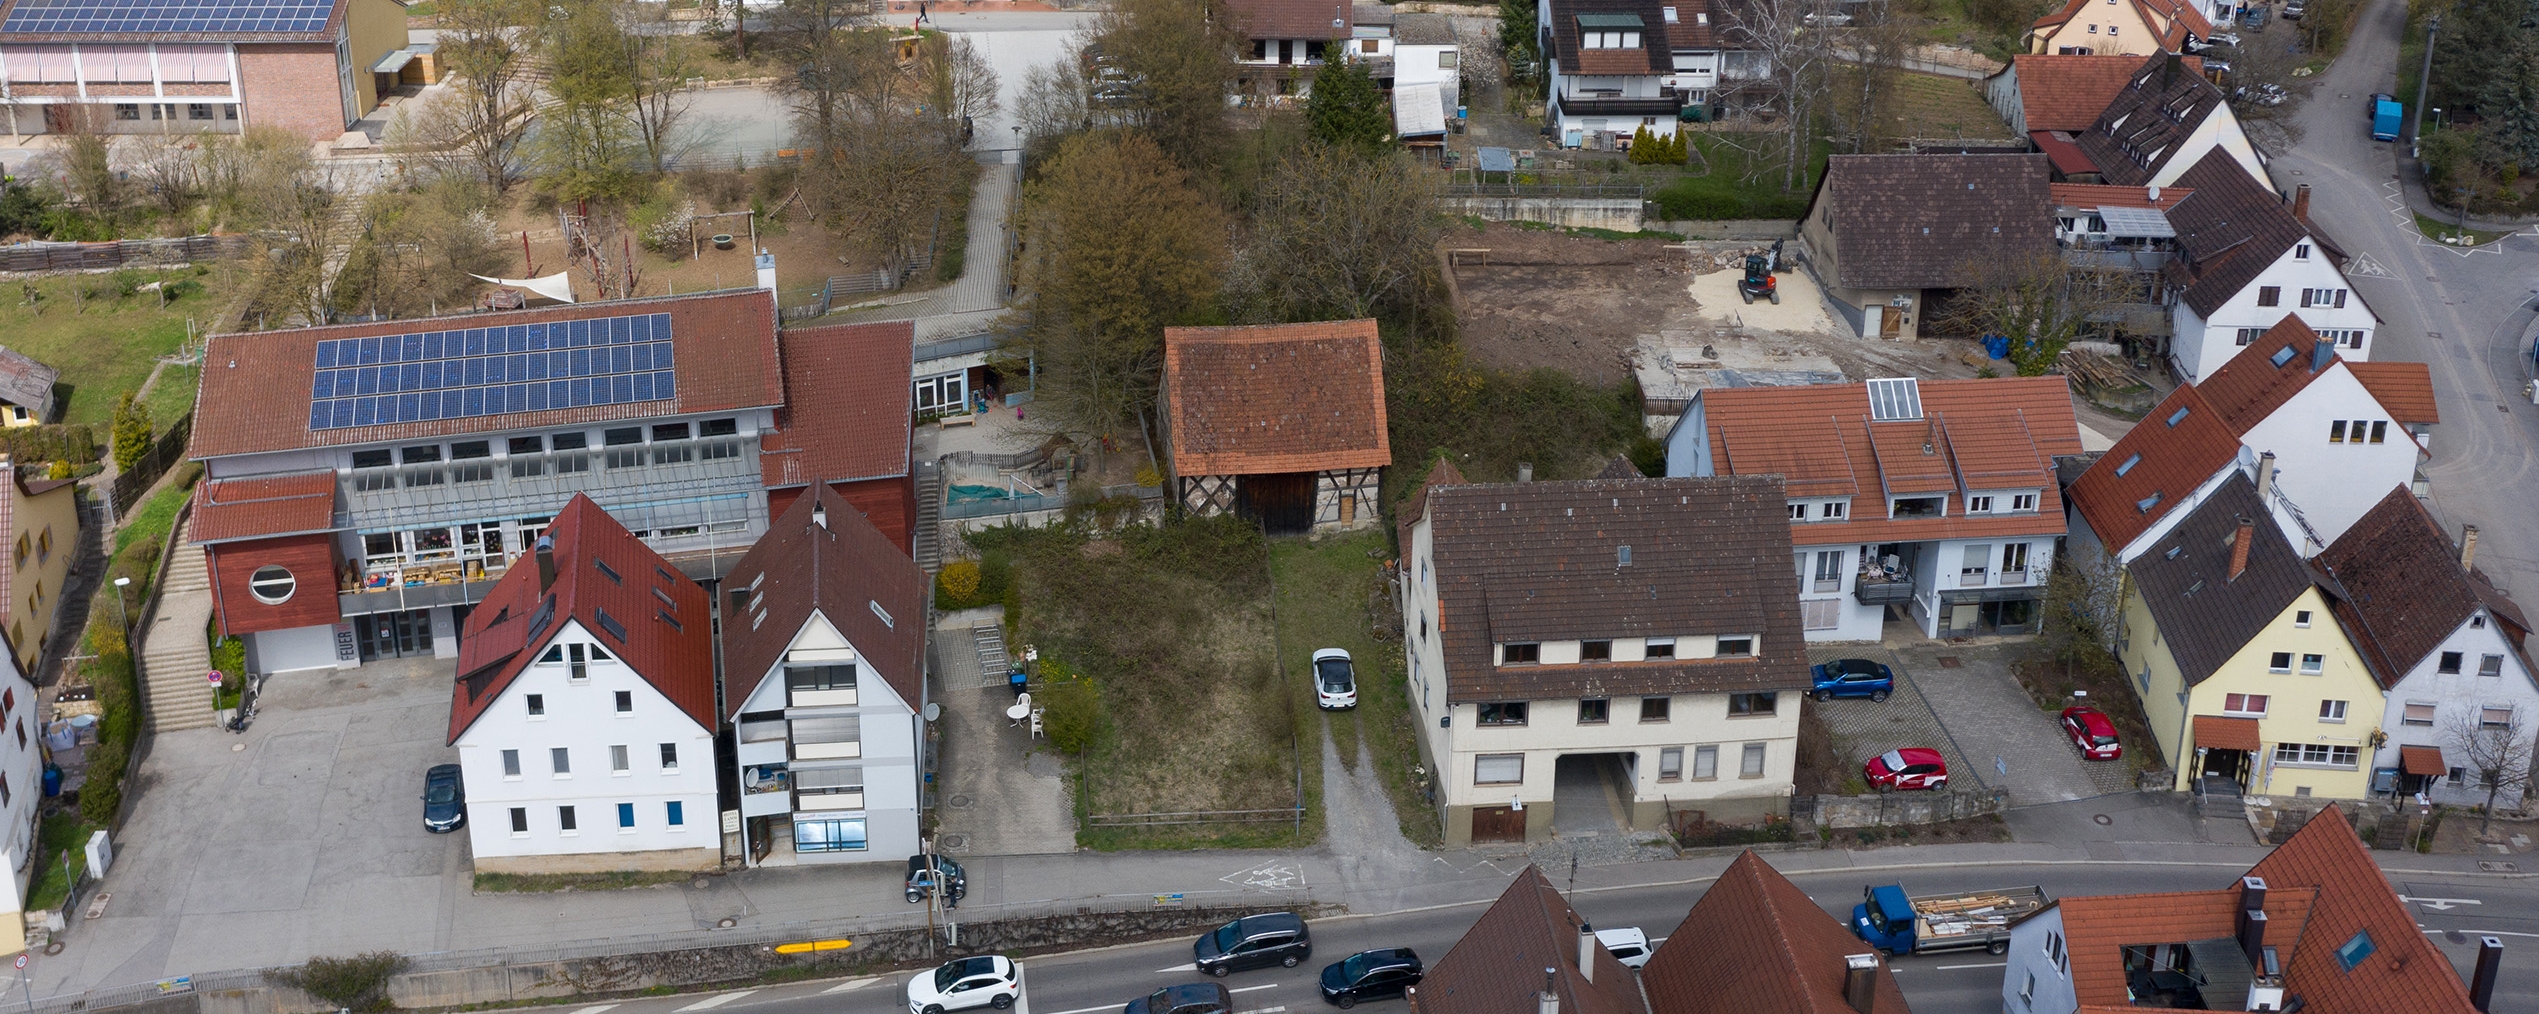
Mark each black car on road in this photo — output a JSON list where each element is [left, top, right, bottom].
[[1319, 949, 1423, 1008], [423, 763, 465, 833], [1195, 912, 1312, 976], [1126, 984, 1232, 1014]]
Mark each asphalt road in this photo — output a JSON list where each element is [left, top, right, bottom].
[[2262, 0, 2539, 597], [472, 863, 2539, 1014]]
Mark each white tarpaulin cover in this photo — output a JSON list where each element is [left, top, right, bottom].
[[470, 271, 577, 303], [1394, 83, 1448, 138]]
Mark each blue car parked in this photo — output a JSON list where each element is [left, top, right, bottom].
[[1810, 658, 1895, 702]]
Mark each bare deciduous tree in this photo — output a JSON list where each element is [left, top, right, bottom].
[[2446, 708, 2537, 836], [934, 35, 1001, 136], [1725, 0, 1840, 191], [618, 2, 699, 172], [434, 0, 537, 190], [1016, 41, 1092, 154], [1088, 0, 1241, 168], [1235, 145, 1440, 323], [1835, 0, 1923, 152], [1927, 247, 2133, 374]]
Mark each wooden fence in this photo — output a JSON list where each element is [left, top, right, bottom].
[[0, 235, 251, 274], [109, 412, 193, 521]]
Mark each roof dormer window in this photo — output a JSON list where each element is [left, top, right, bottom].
[[1577, 13, 1644, 48]]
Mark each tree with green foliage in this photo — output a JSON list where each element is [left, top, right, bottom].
[[2430, 0, 2539, 173], [528, 0, 648, 204], [1305, 59, 1390, 154], [1497, 0, 1540, 98], [0, 175, 53, 239], [110, 392, 151, 472], [1088, 0, 1242, 168]]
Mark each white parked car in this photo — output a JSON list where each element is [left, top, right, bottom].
[[1314, 648, 1358, 710], [1596, 927, 1654, 969], [908, 956, 1022, 1014]]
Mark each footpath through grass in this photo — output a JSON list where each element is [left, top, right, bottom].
[[1271, 532, 1441, 847]]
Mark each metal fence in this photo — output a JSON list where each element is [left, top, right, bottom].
[[659, 148, 805, 174], [108, 412, 193, 521], [916, 331, 999, 364], [0, 235, 251, 273]]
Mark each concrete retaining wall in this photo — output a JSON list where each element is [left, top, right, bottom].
[[1442, 197, 1644, 231], [1646, 219, 1800, 240], [1806, 789, 2007, 829]]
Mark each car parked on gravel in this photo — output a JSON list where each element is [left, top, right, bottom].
[[1810, 658, 1895, 702], [2060, 706, 2125, 761], [1314, 648, 1358, 710], [1865, 748, 1949, 791], [906, 956, 1021, 1014], [1196, 912, 1312, 976], [1318, 949, 1423, 1008]]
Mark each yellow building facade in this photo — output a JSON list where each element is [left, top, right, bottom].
[[2122, 583, 2385, 798], [5, 477, 79, 675]]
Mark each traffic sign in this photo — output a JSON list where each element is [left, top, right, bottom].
[[206, 671, 224, 685]]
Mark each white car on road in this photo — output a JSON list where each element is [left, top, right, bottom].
[[908, 956, 1022, 1014]]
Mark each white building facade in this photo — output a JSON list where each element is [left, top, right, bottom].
[[2170, 246, 2376, 383]]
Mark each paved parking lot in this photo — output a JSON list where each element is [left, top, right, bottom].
[[1806, 641, 2136, 804]]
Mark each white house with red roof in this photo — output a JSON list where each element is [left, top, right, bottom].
[[720, 483, 929, 865], [448, 495, 720, 874], [1664, 376, 2085, 642]]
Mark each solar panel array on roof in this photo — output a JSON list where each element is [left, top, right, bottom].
[[305, 312, 676, 431], [2098, 205, 2176, 238], [1866, 377, 1923, 421], [1, 0, 332, 33]]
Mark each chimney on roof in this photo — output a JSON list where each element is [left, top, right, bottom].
[[2312, 340, 2334, 373], [2163, 52, 2181, 87], [2292, 184, 2311, 222], [2462, 524, 2481, 572], [1536, 968, 1558, 1014], [2228, 516, 2253, 581], [2256, 451, 2276, 502], [2471, 936, 2503, 1012], [535, 535, 557, 592], [1517, 462, 1534, 483], [1577, 925, 1596, 983], [1843, 954, 1881, 1014], [2236, 878, 2271, 982]]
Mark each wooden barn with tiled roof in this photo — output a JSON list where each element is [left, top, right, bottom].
[[1161, 319, 1390, 535]]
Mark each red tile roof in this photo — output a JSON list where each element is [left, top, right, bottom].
[[2345, 362, 2439, 425], [192, 290, 787, 460], [447, 494, 715, 744], [2049, 182, 2195, 212], [2243, 805, 2481, 1012], [719, 482, 930, 716], [1696, 376, 2082, 547], [1642, 851, 1911, 1014], [2029, 131, 2098, 175], [759, 320, 915, 489], [2058, 884, 2317, 1007], [190, 471, 339, 543], [1409, 865, 1648, 1014], [1398, 455, 1468, 552], [2192, 713, 2260, 751], [1164, 320, 1390, 477], [2065, 384, 2239, 554], [2400, 743, 2446, 776], [2013, 54, 2171, 132], [2194, 317, 2342, 435], [1228, 0, 1350, 39]]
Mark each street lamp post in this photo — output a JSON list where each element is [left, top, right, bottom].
[[2409, 15, 2438, 159], [110, 576, 130, 634]]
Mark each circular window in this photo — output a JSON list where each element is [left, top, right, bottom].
[[249, 565, 296, 605]]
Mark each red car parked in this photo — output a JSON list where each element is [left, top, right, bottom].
[[2060, 706, 2124, 761], [1865, 748, 1949, 791]]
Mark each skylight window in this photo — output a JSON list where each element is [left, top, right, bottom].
[[2115, 453, 2142, 477], [595, 607, 628, 642], [1867, 378, 1923, 421], [2135, 492, 2164, 513], [2166, 406, 2190, 427], [2270, 345, 2299, 367], [2335, 931, 2375, 972]]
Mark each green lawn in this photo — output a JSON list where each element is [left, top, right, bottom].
[[2414, 212, 2514, 246], [142, 364, 200, 429], [0, 265, 234, 428], [24, 812, 96, 912], [1271, 532, 1441, 846], [116, 471, 195, 555], [1644, 134, 1831, 221]]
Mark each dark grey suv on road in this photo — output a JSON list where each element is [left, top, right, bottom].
[[1195, 912, 1312, 977]]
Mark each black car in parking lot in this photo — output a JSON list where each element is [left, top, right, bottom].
[[1195, 912, 1312, 976], [1318, 949, 1423, 1008]]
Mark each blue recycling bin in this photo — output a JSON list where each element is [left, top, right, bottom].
[[1983, 336, 2011, 360], [41, 764, 60, 797]]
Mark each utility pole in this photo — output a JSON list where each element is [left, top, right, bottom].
[[2409, 15, 2439, 160]]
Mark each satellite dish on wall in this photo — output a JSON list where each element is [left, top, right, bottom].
[[922, 703, 943, 722]]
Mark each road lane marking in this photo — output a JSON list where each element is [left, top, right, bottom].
[[1933, 962, 2008, 970], [2401, 896, 2484, 911], [1228, 985, 1280, 994], [822, 979, 883, 994], [1236, 1007, 1287, 1014], [568, 1006, 620, 1014], [677, 991, 759, 1012], [2425, 929, 2539, 939], [1044, 1006, 1125, 1014], [1154, 964, 1197, 973]]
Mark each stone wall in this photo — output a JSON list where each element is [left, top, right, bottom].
[[1804, 789, 2008, 829], [1440, 197, 1644, 232]]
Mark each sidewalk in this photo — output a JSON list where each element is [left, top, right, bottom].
[[832, 162, 1016, 324]]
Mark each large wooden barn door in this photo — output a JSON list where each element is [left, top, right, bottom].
[[1237, 472, 1316, 535]]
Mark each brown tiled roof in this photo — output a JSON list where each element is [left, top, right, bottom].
[[2013, 54, 2171, 132], [2401, 743, 2447, 776], [1228, 0, 1350, 38], [1398, 455, 1468, 553], [2127, 474, 2313, 686], [1811, 154, 2053, 290], [2075, 55, 2231, 187], [2345, 362, 2439, 425], [720, 482, 929, 715], [0, 346, 57, 421], [2244, 805, 2482, 1013], [2191, 713, 2261, 751], [190, 471, 339, 543], [2059, 882, 2315, 1007], [1697, 376, 2082, 547], [2031, 130, 2098, 175], [2314, 486, 2532, 683], [2049, 182, 2195, 212], [2162, 150, 2317, 318], [1543, 0, 1670, 73], [760, 321, 915, 488], [1426, 476, 1805, 703], [1642, 851, 1910, 1014], [1594, 455, 1642, 480], [2194, 317, 2343, 435], [192, 290, 787, 460], [1409, 865, 1648, 1014], [1163, 320, 1390, 477], [448, 494, 716, 744], [2066, 384, 2238, 554]]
